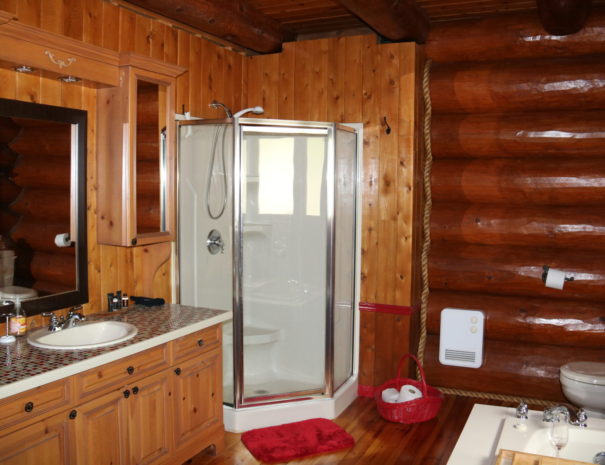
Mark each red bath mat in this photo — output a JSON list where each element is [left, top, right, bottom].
[[241, 418, 355, 463]]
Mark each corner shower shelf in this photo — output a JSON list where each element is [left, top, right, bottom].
[[243, 223, 272, 234], [225, 325, 281, 345]]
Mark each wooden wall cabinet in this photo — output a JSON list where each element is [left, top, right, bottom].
[[97, 52, 186, 247], [0, 324, 223, 465]]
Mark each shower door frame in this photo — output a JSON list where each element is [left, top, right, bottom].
[[233, 118, 342, 408]]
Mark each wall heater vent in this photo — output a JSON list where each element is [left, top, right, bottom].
[[439, 308, 484, 369]]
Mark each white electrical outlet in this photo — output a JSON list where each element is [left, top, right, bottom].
[[439, 308, 484, 368]]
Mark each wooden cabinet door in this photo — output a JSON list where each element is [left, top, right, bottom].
[[73, 389, 129, 465], [128, 370, 173, 465], [172, 348, 222, 449], [0, 410, 75, 465]]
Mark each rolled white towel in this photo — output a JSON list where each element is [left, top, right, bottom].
[[398, 384, 423, 402], [381, 388, 401, 403]]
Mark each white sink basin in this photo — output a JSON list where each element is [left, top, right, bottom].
[[27, 321, 138, 350], [495, 414, 605, 463]]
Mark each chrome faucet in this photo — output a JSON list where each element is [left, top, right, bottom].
[[543, 405, 588, 428], [42, 308, 85, 332], [62, 307, 85, 329]]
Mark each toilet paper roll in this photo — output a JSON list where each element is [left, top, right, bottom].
[[545, 268, 566, 290], [54, 233, 72, 248], [398, 384, 423, 402], [381, 388, 401, 403]]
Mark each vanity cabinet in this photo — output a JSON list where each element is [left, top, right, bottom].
[[73, 389, 128, 465], [0, 410, 75, 464], [97, 52, 186, 247], [0, 323, 224, 465], [74, 370, 172, 465], [172, 349, 223, 452]]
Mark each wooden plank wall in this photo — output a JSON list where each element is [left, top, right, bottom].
[[424, 11, 605, 401], [245, 38, 424, 389], [0, 0, 245, 317]]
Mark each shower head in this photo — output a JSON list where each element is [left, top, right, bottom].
[[209, 100, 233, 118], [233, 106, 265, 118]]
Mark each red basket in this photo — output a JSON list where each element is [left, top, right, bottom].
[[374, 354, 443, 424]]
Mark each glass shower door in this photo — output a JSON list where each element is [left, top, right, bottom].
[[237, 123, 332, 404]]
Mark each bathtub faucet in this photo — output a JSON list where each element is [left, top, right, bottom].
[[543, 405, 588, 428]]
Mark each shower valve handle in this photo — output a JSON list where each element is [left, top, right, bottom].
[[206, 230, 224, 255]]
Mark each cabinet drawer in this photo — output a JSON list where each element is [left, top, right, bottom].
[[0, 378, 72, 430], [171, 325, 221, 363], [75, 344, 169, 401]]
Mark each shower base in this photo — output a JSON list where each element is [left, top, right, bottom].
[[223, 372, 322, 404], [223, 374, 358, 433]]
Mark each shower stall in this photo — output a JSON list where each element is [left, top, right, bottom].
[[177, 115, 360, 432]]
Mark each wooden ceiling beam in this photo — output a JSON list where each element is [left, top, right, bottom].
[[537, 0, 593, 35], [336, 0, 429, 44], [124, 0, 291, 54]]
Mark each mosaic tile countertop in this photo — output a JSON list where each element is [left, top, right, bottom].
[[0, 304, 232, 400]]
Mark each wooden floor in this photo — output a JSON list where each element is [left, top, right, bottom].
[[188, 395, 517, 465]]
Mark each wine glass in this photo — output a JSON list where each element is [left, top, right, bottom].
[[549, 415, 569, 458]]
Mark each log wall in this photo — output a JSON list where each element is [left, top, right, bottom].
[[425, 11, 605, 401], [0, 0, 245, 317]]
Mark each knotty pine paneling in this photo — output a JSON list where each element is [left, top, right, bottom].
[[0, 0, 246, 317], [246, 37, 424, 387]]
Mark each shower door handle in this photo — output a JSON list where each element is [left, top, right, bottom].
[[206, 229, 224, 255]]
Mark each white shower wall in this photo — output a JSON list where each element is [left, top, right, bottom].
[[178, 123, 233, 312]]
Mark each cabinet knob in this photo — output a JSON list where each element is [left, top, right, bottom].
[[126, 365, 135, 375], [197, 339, 204, 347], [131, 238, 137, 246], [123, 389, 131, 399], [174, 368, 181, 376], [24, 402, 34, 413], [69, 410, 78, 420], [132, 386, 139, 395]]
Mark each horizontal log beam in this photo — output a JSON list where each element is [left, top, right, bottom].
[[12, 218, 73, 255], [10, 189, 70, 220], [431, 112, 605, 159], [537, 0, 593, 36], [337, 0, 429, 43], [136, 193, 161, 233], [430, 56, 605, 114], [0, 117, 20, 144], [30, 252, 76, 287], [429, 243, 605, 301], [432, 159, 605, 206], [10, 125, 71, 157], [136, 160, 160, 195], [124, 0, 290, 54], [13, 157, 70, 189], [424, 335, 605, 401], [426, 290, 605, 348], [0, 177, 20, 203], [426, 9, 605, 63], [431, 204, 605, 251]]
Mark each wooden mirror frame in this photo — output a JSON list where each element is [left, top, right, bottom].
[[0, 98, 88, 316]]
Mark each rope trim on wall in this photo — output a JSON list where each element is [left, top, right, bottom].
[[417, 58, 555, 408]]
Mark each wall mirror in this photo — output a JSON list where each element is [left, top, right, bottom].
[[136, 79, 167, 236], [0, 97, 88, 316]]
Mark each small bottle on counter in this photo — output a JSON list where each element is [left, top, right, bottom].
[[122, 293, 129, 308], [9, 300, 26, 337]]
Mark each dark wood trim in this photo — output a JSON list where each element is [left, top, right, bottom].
[[337, 0, 429, 44], [359, 302, 416, 315], [123, 0, 292, 54], [0, 98, 88, 316], [537, 0, 593, 35]]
